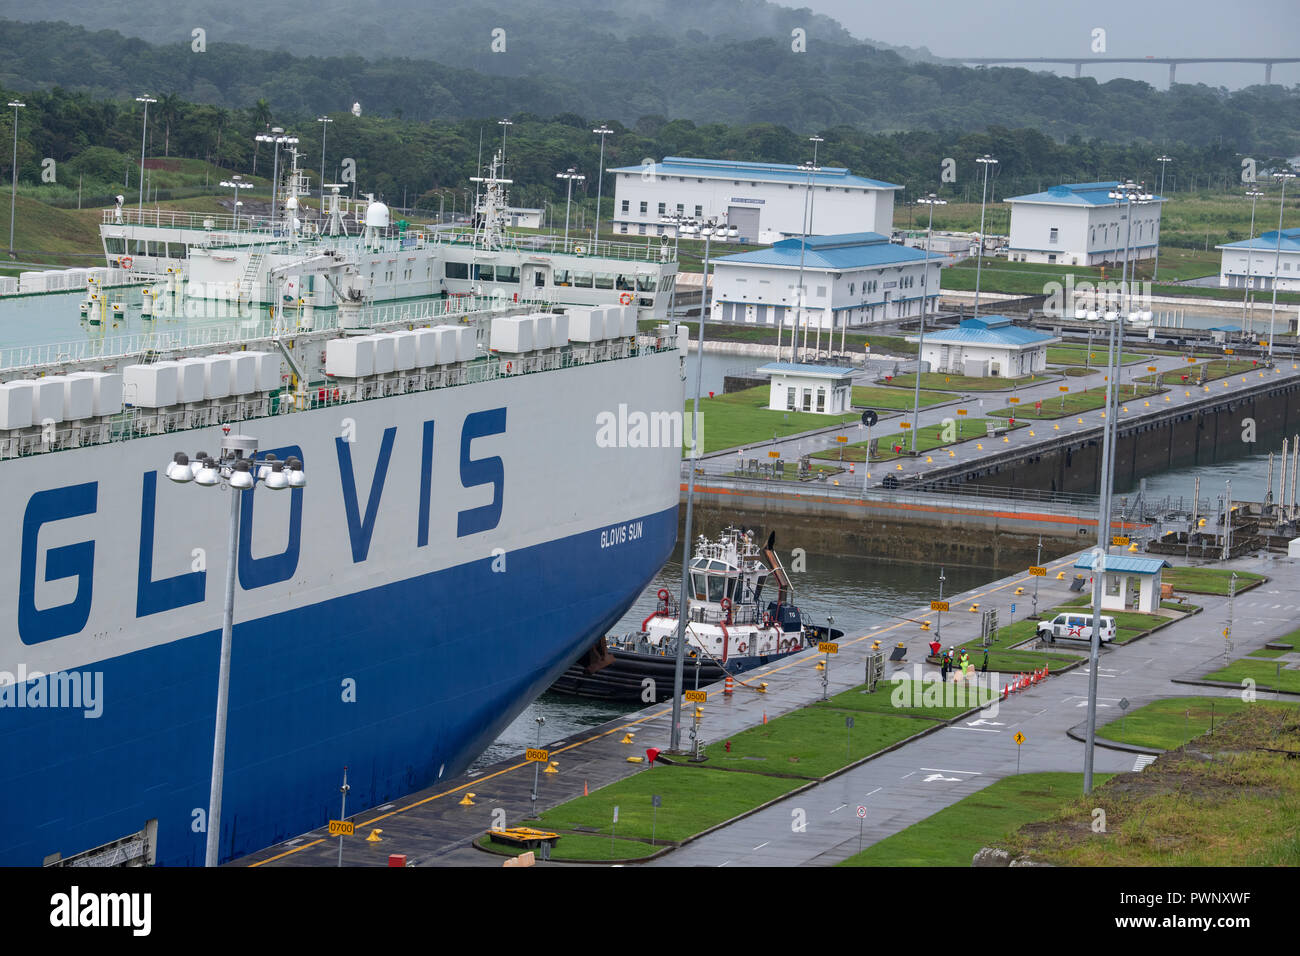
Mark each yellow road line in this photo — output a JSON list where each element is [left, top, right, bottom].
[[250, 553, 1079, 865]]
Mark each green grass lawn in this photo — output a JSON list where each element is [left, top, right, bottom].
[[839, 772, 1107, 866], [1201, 657, 1300, 694], [477, 832, 657, 861], [687, 385, 859, 454], [811, 417, 1021, 463], [1098, 696, 1293, 750], [1137, 359, 1260, 386], [700, 706, 931, 779], [851, 385, 951, 410], [814, 679, 998, 720], [988, 384, 1165, 419], [1047, 345, 1149, 366], [883, 371, 1046, 392], [526, 766, 804, 848], [1164, 566, 1265, 595]]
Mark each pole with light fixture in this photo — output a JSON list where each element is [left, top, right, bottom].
[[972, 154, 998, 320], [593, 124, 613, 243], [1267, 168, 1296, 364], [7, 100, 23, 257], [317, 116, 332, 207], [135, 95, 157, 218], [1152, 155, 1172, 280], [912, 194, 946, 452], [556, 167, 585, 247], [670, 216, 720, 752], [1242, 187, 1264, 332], [165, 434, 305, 866], [220, 177, 252, 230]]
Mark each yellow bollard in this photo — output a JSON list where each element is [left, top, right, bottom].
[[620, 733, 635, 744], [366, 829, 383, 842], [920, 620, 931, 631], [969, 604, 979, 612], [1056, 571, 1066, 580], [458, 792, 476, 806], [626, 756, 644, 763], [1014, 586, 1025, 595], [544, 761, 559, 774]]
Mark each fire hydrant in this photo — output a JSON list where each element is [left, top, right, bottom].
[[725, 740, 732, 753]]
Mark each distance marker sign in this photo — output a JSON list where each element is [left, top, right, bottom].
[[328, 820, 354, 837], [525, 748, 550, 763], [818, 642, 839, 654], [1029, 566, 1046, 576], [931, 601, 950, 612]]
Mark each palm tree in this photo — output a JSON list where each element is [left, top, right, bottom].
[[157, 93, 182, 158]]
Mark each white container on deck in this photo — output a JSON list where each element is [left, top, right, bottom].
[[621, 304, 639, 337], [229, 353, 257, 394], [0, 380, 35, 429], [455, 326, 477, 362], [430, 327, 459, 366], [200, 356, 232, 399], [326, 337, 374, 378], [242, 351, 282, 392], [532, 313, 553, 350], [566, 306, 603, 343], [66, 371, 123, 416], [370, 335, 397, 375], [391, 331, 418, 371], [550, 311, 569, 347], [491, 316, 534, 354], [61, 374, 95, 421], [174, 358, 208, 404], [123, 362, 179, 408], [413, 328, 440, 367], [32, 378, 66, 425]]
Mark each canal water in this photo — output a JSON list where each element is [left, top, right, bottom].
[[475, 549, 993, 767]]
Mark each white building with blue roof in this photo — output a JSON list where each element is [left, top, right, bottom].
[[1005, 182, 1165, 266], [1216, 228, 1300, 292], [709, 232, 944, 334], [756, 362, 856, 414], [608, 157, 901, 242], [907, 315, 1059, 378]]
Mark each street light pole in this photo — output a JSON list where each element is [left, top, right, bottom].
[[164, 437, 306, 866], [1243, 188, 1264, 333], [1268, 168, 1296, 364], [671, 218, 718, 752], [135, 95, 157, 219], [593, 125, 612, 242], [973, 154, 998, 320], [317, 116, 332, 207], [912, 194, 945, 452], [1153, 155, 1172, 281], [7, 100, 23, 258], [556, 168, 585, 246]]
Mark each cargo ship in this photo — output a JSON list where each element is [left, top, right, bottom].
[[0, 151, 687, 866]]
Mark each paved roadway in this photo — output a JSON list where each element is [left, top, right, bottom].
[[648, 550, 1299, 867], [708, 349, 1300, 488]]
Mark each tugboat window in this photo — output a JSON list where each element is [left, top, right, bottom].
[[707, 575, 726, 603]]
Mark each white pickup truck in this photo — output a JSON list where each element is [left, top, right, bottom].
[[1036, 612, 1116, 644]]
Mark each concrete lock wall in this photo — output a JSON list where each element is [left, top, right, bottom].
[[678, 484, 1096, 570], [957, 381, 1300, 495]]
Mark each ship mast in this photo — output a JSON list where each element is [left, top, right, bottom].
[[468, 149, 512, 253]]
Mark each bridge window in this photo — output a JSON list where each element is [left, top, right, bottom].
[[495, 266, 519, 283], [105, 237, 125, 255], [553, 269, 571, 287], [445, 261, 469, 279], [636, 274, 657, 292], [572, 271, 593, 288]]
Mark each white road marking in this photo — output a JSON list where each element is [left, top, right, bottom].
[[718, 860, 731, 867], [753, 841, 769, 850], [830, 803, 847, 814], [920, 767, 981, 775], [864, 787, 881, 798], [955, 727, 1000, 733], [924, 773, 963, 782], [284, 839, 302, 847], [1133, 755, 1157, 771]]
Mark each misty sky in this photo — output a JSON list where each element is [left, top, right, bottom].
[[807, 0, 1300, 89]]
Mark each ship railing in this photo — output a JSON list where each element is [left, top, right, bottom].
[[431, 228, 675, 264], [0, 323, 257, 372]]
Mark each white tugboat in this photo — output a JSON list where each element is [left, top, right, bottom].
[[552, 528, 842, 700]]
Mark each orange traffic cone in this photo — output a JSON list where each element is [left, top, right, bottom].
[[763, 712, 768, 725], [583, 780, 589, 797]]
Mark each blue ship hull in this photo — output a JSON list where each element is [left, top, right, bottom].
[[1, 504, 677, 867]]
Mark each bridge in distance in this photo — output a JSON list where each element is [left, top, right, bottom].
[[955, 56, 1300, 85]]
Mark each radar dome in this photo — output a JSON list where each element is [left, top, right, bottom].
[[364, 201, 390, 228]]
